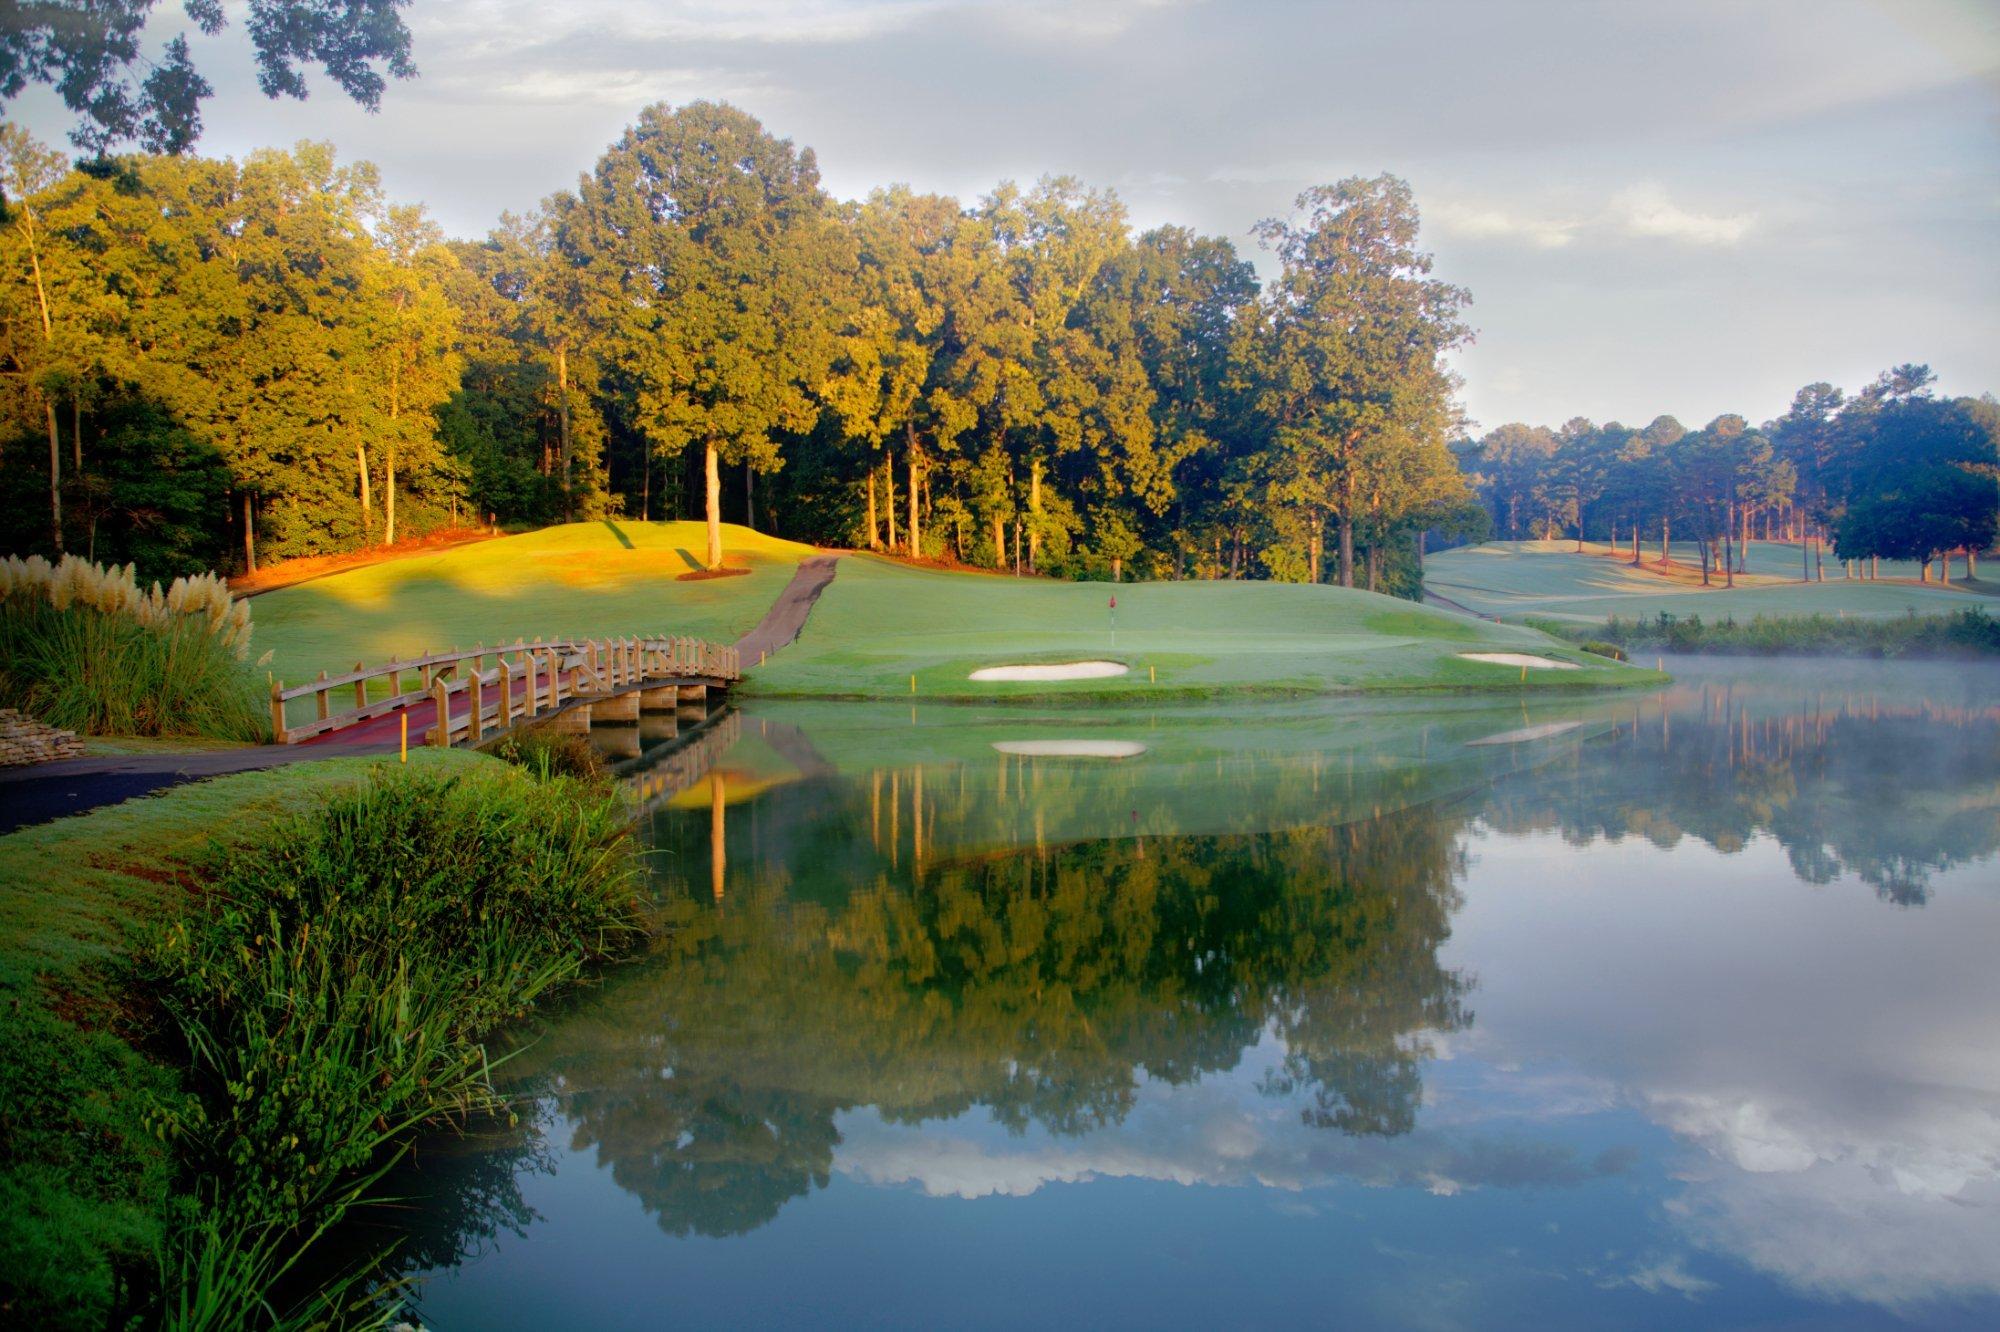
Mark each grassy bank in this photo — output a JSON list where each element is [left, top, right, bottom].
[[0, 749, 640, 1328], [1532, 607, 2000, 658], [740, 555, 1657, 700], [253, 520, 816, 685], [1426, 540, 1990, 624]]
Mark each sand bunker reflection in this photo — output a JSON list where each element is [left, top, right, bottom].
[[991, 739, 1148, 759]]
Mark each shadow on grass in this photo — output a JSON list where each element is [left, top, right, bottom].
[[603, 521, 636, 550]]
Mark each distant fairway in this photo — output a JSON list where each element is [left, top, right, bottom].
[[253, 521, 816, 684], [740, 555, 1650, 700], [1426, 541, 1991, 624]]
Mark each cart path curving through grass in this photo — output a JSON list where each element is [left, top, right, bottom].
[[735, 555, 841, 667]]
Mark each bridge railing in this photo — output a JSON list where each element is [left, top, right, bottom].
[[271, 634, 740, 744]]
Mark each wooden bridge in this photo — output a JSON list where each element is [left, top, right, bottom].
[[272, 634, 742, 748]]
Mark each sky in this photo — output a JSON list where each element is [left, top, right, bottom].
[[8, 0, 2000, 431]]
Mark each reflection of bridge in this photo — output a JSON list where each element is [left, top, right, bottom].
[[274, 635, 741, 748]]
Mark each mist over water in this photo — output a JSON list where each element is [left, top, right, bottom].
[[386, 658, 2000, 1330]]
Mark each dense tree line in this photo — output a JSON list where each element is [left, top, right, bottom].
[[2, 103, 1474, 592], [1458, 366, 2000, 583]]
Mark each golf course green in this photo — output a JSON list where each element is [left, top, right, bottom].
[[1427, 540, 1992, 624], [741, 554, 1651, 699]]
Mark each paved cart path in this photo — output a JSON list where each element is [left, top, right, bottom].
[[735, 555, 840, 666]]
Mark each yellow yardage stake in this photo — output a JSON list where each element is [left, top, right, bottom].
[[400, 713, 408, 762]]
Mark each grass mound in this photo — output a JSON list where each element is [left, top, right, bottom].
[[742, 556, 1651, 700], [252, 520, 816, 685], [0, 555, 267, 741], [0, 751, 640, 1327]]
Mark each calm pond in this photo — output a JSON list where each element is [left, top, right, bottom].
[[385, 658, 2000, 1329]]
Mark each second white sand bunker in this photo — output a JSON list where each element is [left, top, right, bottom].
[[969, 660, 1130, 682], [1457, 652, 1581, 670]]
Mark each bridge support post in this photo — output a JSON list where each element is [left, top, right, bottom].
[[596, 690, 639, 721]]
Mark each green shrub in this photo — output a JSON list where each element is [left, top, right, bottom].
[[485, 727, 608, 783], [0, 554, 266, 739], [1578, 641, 1627, 662], [1536, 607, 2000, 658], [143, 764, 639, 1314]]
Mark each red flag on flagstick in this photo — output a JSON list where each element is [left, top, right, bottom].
[[1109, 596, 1117, 609]]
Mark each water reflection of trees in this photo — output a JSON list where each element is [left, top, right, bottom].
[[1479, 688, 2000, 906], [506, 795, 1473, 1239]]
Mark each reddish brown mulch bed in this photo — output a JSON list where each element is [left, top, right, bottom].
[[230, 528, 500, 596]]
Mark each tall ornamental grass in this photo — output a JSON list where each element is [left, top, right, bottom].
[[0, 554, 267, 740], [144, 764, 638, 1325]]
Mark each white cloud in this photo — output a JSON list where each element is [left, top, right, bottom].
[[1611, 182, 1757, 246], [1428, 202, 1581, 250], [1429, 184, 1757, 251], [1600, 1253, 1719, 1299]]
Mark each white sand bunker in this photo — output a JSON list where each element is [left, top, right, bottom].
[[992, 739, 1148, 759], [968, 660, 1129, 682], [1457, 652, 1581, 670], [1466, 721, 1583, 747]]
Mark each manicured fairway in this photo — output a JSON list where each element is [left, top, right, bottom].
[[1427, 541, 1991, 624], [740, 555, 1651, 700], [252, 521, 817, 684]]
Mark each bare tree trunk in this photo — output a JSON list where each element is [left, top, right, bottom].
[[386, 444, 397, 546], [45, 399, 62, 554], [1660, 518, 1670, 565], [1028, 458, 1042, 573], [1366, 544, 1380, 592], [992, 513, 1005, 570], [885, 457, 898, 550], [745, 461, 756, 532], [242, 492, 257, 573], [866, 465, 879, 549], [1941, 551, 1952, 585], [72, 398, 82, 471], [1723, 527, 1735, 587], [1967, 548, 1977, 580], [1919, 555, 1930, 583], [556, 340, 573, 517], [356, 440, 373, 540], [907, 429, 921, 559], [1338, 513, 1355, 588], [1869, 554, 1878, 580], [704, 439, 723, 569], [1308, 524, 1321, 584]]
